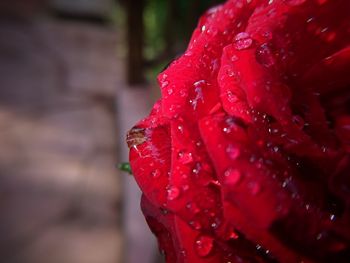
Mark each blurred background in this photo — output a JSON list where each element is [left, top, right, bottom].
[[0, 0, 224, 262]]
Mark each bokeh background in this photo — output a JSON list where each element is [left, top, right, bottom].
[[0, 0, 224, 262]]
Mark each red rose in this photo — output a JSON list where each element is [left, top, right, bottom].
[[127, 0, 350, 262]]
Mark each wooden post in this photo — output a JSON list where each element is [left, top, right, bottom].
[[126, 0, 145, 85], [163, 0, 176, 59]]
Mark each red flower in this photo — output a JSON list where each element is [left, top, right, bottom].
[[127, 0, 350, 262]]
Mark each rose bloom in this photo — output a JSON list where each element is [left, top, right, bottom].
[[127, 0, 350, 262]]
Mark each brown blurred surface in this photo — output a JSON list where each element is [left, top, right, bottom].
[[0, 14, 123, 263]]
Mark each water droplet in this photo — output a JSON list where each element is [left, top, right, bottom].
[[186, 202, 200, 214], [194, 80, 206, 87], [191, 81, 205, 110], [292, 115, 305, 129], [209, 102, 222, 114], [179, 89, 187, 97], [226, 144, 240, 160], [196, 141, 202, 147], [249, 182, 261, 195], [235, 1, 244, 8], [189, 220, 202, 230], [316, 232, 323, 240], [227, 91, 239, 103], [194, 235, 214, 257], [177, 125, 184, 134], [284, 0, 306, 6], [231, 55, 238, 62], [161, 81, 169, 88], [306, 17, 314, 23], [211, 222, 218, 229], [233, 32, 253, 50], [273, 146, 280, 153], [224, 168, 241, 185], [178, 151, 193, 164], [226, 68, 235, 77], [226, 229, 239, 240], [257, 140, 264, 147], [282, 179, 289, 188], [223, 127, 231, 134], [206, 28, 218, 37], [160, 207, 169, 215], [167, 186, 180, 201], [210, 58, 219, 73], [184, 51, 193, 57], [151, 169, 161, 178], [209, 216, 221, 229], [210, 180, 221, 187], [179, 249, 187, 259], [249, 155, 257, 163], [256, 43, 275, 68], [325, 31, 336, 42], [182, 184, 190, 191], [321, 27, 328, 33]]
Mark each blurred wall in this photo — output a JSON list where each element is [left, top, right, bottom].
[[50, 0, 114, 18], [0, 1, 123, 263]]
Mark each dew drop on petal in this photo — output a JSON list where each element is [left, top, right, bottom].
[[161, 81, 169, 88], [249, 182, 261, 195], [235, 0, 244, 8], [189, 220, 202, 230], [226, 144, 240, 160], [316, 233, 326, 242], [209, 102, 222, 114], [186, 202, 200, 214], [292, 115, 305, 129], [273, 146, 280, 153], [167, 186, 180, 201], [233, 32, 253, 50], [224, 168, 241, 185], [151, 169, 161, 178], [182, 184, 190, 191], [227, 91, 239, 103], [211, 222, 218, 229], [256, 43, 275, 68], [192, 163, 201, 175], [167, 88, 173, 95], [284, 0, 307, 6], [225, 228, 239, 240], [177, 125, 184, 134], [178, 151, 194, 164], [325, 31, 336, 42], [194, 235, 214, 257], [231, 55, 238, 62]]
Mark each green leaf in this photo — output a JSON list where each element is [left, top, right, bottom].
[[118, 162, 132, 175]]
